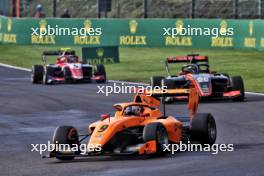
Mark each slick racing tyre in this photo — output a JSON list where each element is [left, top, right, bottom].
[[150, 76, 164, 88], [31, 65, 43, 84], [143, 122, 169, 155], [230, 76, 245, 102], [43, 67, 54, 85], [95, 64, 106, 83], [190, 113, 217, 145], [52, 126, 80, 160]]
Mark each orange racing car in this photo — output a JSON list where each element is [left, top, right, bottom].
[[46, 88, 217, 160]]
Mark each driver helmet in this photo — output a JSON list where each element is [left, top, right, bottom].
[[125, 106, 143, 116], [67, 55, 78, 63]]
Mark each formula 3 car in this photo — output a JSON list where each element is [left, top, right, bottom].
[[150, 54, 245, 102], [31, 50, 106, 84], [45, 88, 217, 160]]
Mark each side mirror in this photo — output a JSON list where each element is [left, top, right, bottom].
[[101, 114, 110, 121], [113, 105, 122, 111]]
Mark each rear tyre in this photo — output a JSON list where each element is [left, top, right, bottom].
[[43, 67, 54, 85], [52, 126, 80, 160], [95, 64, 106, 83], [150, 76, 164, 88], [162, 79, 176, 89], [190, 113, 217, 145], [31, 65, 43, 84], [230, 76, 245, 102], [143, 122, 169, 155]]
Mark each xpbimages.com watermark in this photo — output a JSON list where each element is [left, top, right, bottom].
[[163, 141, 234, 155], [97, 83, 168, 96], [31, 25, 102, 37], [163, 25, 234, 38], [31, 141, 101, 155]]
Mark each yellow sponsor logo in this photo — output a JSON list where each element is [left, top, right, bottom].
[[244, 21, 255, 48], [120, 20, 147, 46], [129, 20, 138, 34], [96, 48, 104, 57], [261, 38, 264, 48], [249, 20, 253, 36], [74, 36, 100, 45], [175, 20, 184, 34], [7, 18, 12, 32], [120, 36, 146, 45], [244, 37, 256, 48], [84, 19, 92, 32], [3, 34, 17, 43], [165, 36, 192, 46], [211, 37, 233, 47], [39, 19, 47, 34], [74, 19, 101, 45], [31, 35, 56, 44], [211, 20, 233, 47]]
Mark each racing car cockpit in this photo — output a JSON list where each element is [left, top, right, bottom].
[[56, 55, 79, 64], [124, 105, 145, 116], [181, 63, 210, 74]]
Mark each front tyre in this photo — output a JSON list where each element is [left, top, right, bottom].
[[95, 64, 106, 83], [31, 65, 43, 84], [52, 126, 80, 160], [143, 122, 169, 155], [190, 113, 217, 145], [43, 67, 53, 85], [230, 76, 245, 102]]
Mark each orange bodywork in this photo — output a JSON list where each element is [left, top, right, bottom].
[[87, 88, 199, 155]]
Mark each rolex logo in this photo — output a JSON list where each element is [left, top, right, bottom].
[[96, 48, 104, 57], [175, 20, 184, 34], [84, 19, 92, 32], [220, 20, 228, 34], [39, 19, 47, 34], [249, 20, 253, 36], [7, 18, 12, 32], [129, 20, 138, 34]]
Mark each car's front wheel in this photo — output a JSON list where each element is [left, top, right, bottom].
[[51, 126, 80, 160], [230, 76, 245, 102], [31, 65, 43, 84], [143, 122, 169, 155]]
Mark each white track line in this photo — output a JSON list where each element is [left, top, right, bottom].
[[0, 63, 31, 72], [0, 62, 263, 96]]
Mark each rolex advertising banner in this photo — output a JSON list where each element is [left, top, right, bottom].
[[0, 15, 264, 50], [82, 46, 119, 64]]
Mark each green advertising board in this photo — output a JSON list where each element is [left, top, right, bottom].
[[82, 46, 119, 64], [0, 15, 264, 50]]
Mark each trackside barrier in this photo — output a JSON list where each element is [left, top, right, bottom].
[[0, 16, 264, 50]]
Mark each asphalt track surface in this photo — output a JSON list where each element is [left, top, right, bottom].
[[0, 65, 264, 176]]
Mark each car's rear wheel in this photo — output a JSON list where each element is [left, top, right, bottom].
[[43, 67, 53, 85], [150, 76, 164, 88], [31, 65, 43, 84], [52, 126, 80, 160], [230, 76, 245, 101], [143, 122, 169, 155], [95, 64, 106, 83], [190, 113, 217, 145]]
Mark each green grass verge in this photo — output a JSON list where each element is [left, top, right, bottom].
[[0, 45, 263, 92]]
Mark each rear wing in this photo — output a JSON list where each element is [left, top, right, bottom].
[[41, 49, 76, 65], [166, 55, 208, 64], [134, 88, 199, 118], [42, 50, 76, 56]]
